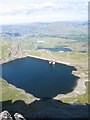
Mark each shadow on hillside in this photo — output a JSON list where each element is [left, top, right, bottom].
[[1, 99, 89, 119]]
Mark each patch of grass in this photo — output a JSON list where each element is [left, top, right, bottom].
[[60, 94, 88, 104], [0, 78, 32, 103], [29, 50, 87, 63], [60, 81, 89, 104], [0, 44, 11, 60]]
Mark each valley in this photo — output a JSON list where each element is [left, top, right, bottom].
[[0, 21, 89, 117]]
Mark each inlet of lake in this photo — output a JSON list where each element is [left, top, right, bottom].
[[0, 57, 79, 98]]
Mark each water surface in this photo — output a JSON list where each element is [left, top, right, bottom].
[[1, 57, 79, 98], [38, 47, 73, 52]]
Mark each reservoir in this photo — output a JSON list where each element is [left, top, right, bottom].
[[37, 47, 73, 52], [0, 57, 79, 98]]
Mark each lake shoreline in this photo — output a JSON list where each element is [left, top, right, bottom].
[[1, 54, 88, 99], [1, 54, 71, 66]]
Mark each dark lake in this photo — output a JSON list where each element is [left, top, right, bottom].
[[37, 47, 73, 52], [0, 57, 79, 98]]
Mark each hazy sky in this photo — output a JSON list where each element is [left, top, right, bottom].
[[0, 0, 88, 24]]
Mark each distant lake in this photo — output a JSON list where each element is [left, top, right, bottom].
[[0, 57, 79, 98], [37, 47, 73, 52]]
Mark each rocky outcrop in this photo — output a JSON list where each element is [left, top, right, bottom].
[[0, 110, 13, 120], [0, 111, 26, 120], [14, 113, 26, 120]]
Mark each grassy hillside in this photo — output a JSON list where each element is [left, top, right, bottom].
[[0, 78, 37, 103]]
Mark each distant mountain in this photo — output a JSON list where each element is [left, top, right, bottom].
[[0, 32, 21, 37], [0, 21, 88, 41]]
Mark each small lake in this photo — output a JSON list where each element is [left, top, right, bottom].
[[0, 57, 79, 98], [37, 47, 73, 52]]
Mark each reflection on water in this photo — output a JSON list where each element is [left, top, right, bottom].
[[1, 57, 79, 98]]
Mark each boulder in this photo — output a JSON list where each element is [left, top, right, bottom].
[[14, 113, 26, 120], [0, 110, 13, 120]]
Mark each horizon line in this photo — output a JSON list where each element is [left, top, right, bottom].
[[0, 20, 87, 26]]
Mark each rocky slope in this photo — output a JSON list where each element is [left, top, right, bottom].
[[0, 99, 89, 119]]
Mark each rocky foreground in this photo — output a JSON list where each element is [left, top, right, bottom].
[[0, 99, 89, 119], [0, 111, 26, 120]]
